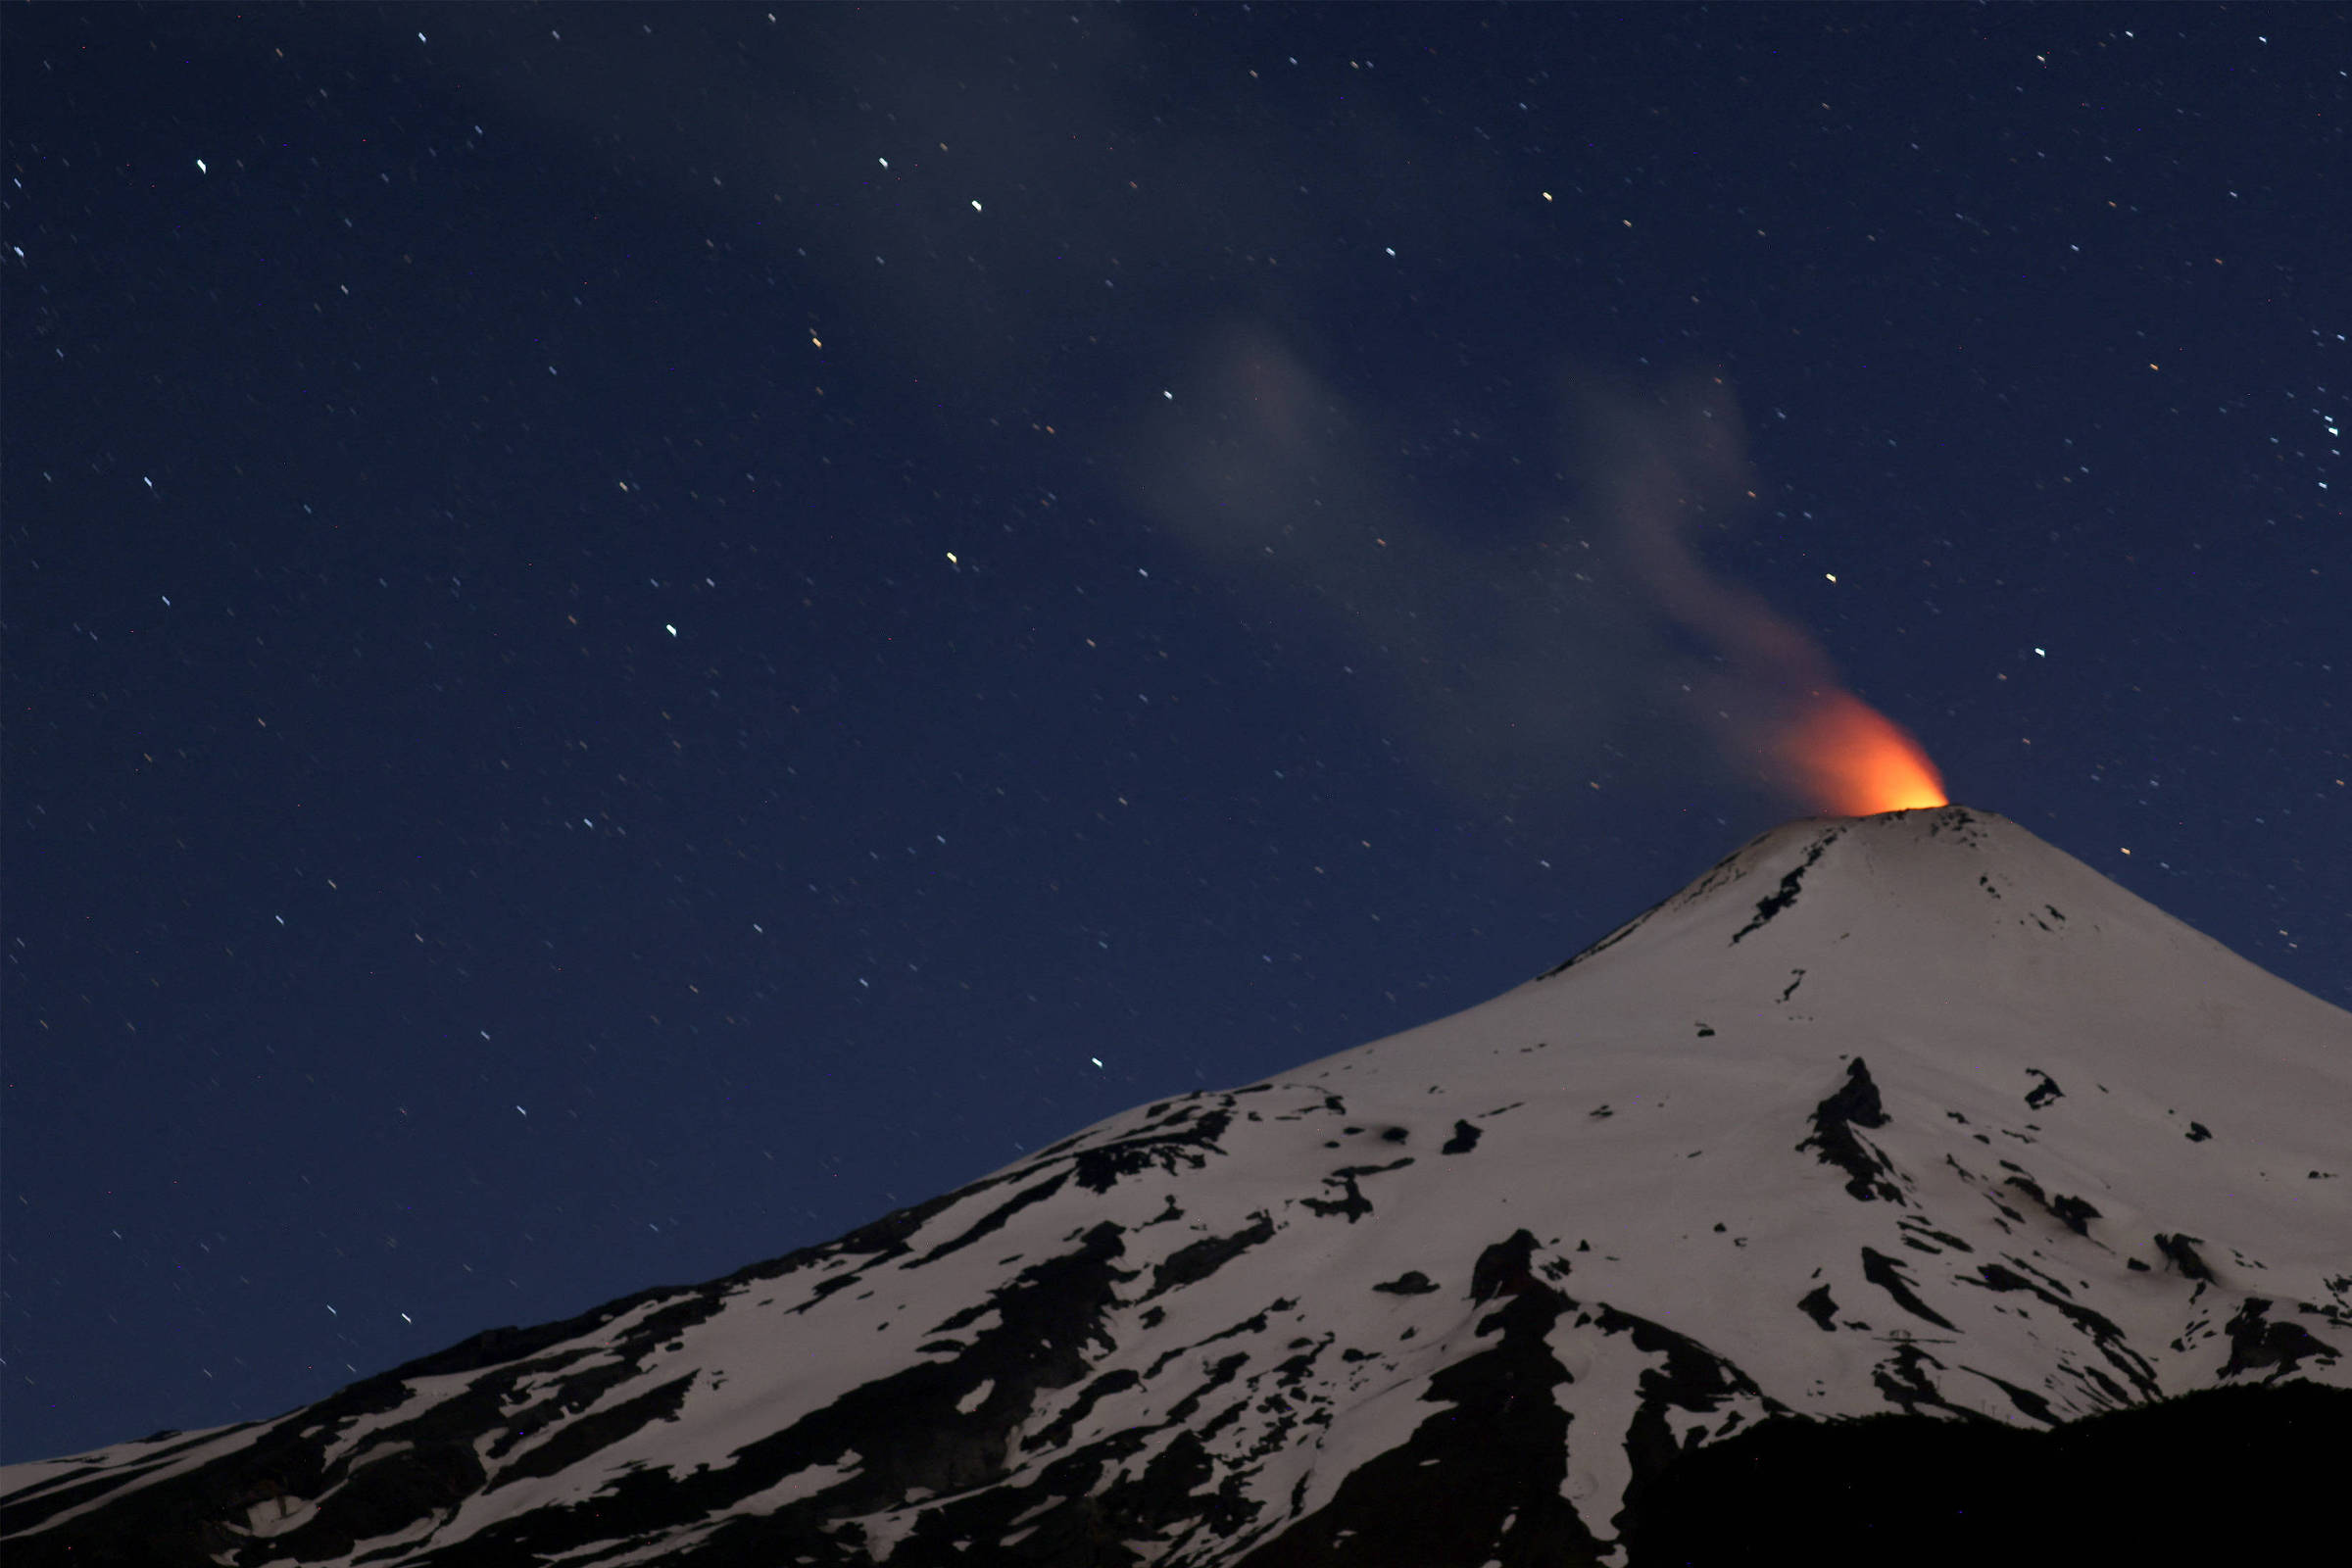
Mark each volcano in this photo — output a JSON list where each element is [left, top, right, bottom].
[[6, 806, 2347, 1566]]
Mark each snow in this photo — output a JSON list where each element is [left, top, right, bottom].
[[8, 807, 2347, 1565]]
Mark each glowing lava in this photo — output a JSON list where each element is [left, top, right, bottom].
[[1773, 692, 1948, 815]]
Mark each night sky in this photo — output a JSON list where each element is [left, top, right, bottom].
[[5, 4, 2345, 1465]]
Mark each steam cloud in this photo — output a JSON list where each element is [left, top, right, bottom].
[[1127, 333, 1940, 818]]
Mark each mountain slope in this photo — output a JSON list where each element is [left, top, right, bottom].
[[7, 806, 2347, 1566]]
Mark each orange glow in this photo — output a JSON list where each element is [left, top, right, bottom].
[[1773, 692, 1948, 815]]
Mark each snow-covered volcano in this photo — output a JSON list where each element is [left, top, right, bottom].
[[7, 806, 2347, 1565]]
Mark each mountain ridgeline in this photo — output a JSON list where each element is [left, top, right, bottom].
[[7, 807, 2346, 1565]]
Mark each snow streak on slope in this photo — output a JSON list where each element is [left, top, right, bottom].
[[5, 807, 2346, 1567]]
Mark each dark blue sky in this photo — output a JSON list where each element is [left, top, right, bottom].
[[4, 4, 2344, 1464]]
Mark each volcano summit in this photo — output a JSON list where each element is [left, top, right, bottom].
[[6, 806, 2346, 1565]]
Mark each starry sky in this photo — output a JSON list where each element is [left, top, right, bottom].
[[5, 4, 2345, 1465]]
